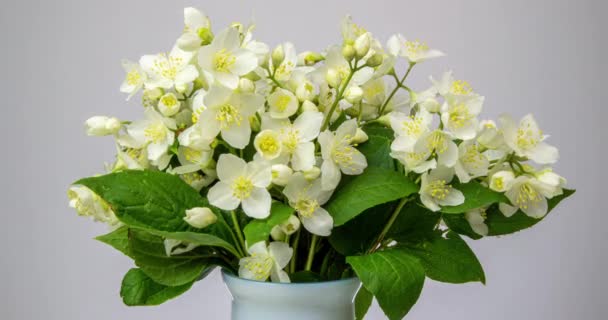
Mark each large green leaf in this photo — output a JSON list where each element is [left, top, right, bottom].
[[326, 167, 418, 226], [358, 125, 395, 170], [354, 286, 374, 320], [120, 268, 194, 306], [441, 182, 508, 214], [347, 248, 425, 320], [144, 230, 241, 258], [96, 226, 132, 257], [387, 203, 441, 242], [399, 231, 485, 284], [76, 170, 235, 250], [243, 202, 294, 245], [128, 229, 220, 286]]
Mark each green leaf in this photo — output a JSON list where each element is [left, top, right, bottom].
[[399, 231, 485, 284], [487, 189, 575, 236], [441, 181, 508, 214], [128, 229, 220, 286], [347, 248, 425, 320], [76, 170, 236, 250], [243, 202, 294, 245], [326, 167, 418, 226], [96, 226, 132, 257], [355, 286, 374, 320], [387, 203, 441, 242], [358, 125, 395, 170], [120, 268, 194, 306], [442, 214, 483, 240]]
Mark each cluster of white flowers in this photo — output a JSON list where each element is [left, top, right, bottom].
[[72, 8, 567, 282]]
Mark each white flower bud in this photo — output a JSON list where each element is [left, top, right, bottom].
[[365, 53, 384, 68], [301, 100, 319, 112], [352, 128, 369, 144], [342, 44, 355, 61], [85, 116, 122, 136], [238, 78, 255, 93], [354, 33, 371, 59], [184, 207, 217, 229], [272, 44, 285, 67], [254, 130, 283, 160], [270, 225, 286, 241], [420, 98, 441, 113], [295, 81, 315, 101], [158, 93, 181, 117], [489, 171, 515, 192], [249, 115, 261, 132], [326, 68, 342, 88], [376, 114, 391, 127], [303, 166, 321, 180], [344, 86, 363, 104], [271, 164, 293, 186], [298, 51, 324, 66], [279, 215, 301, 235]]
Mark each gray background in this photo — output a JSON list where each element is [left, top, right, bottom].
[[2, 0, 606, 319]]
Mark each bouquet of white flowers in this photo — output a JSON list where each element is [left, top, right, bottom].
[[68, 7, 574, 319]]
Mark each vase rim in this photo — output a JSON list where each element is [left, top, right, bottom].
[[221, 268, 359, 286]]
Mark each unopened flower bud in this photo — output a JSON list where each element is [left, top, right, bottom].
[[249, 115, 261, 132], [301, 100, 319, 112], [489, 171, 515, 192], [272, 45, 285, 67], [326, 68, 342, 88], [197, 27, 214, 46], [271, 164, 293, 186], [238, 78, 255, 93], [342, 44, 355, 61], [299, 51, 324, 66], [270, 226, 286, 241], [420, 98, 440, 113], [184, 207, 217, 229], [366, 53, 384, 68], [354, 33, 371, 59], [352, 128, 369, 144], [303, 166, 321, 180], [344, 86, 363, 104], [376, 114, 391, 126], [279, 215, 301, 235], [158, 93, 181, 117], [85, 116, 122, 136], [296, 81, 315, 101]]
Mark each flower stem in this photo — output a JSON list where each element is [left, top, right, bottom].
[[289, 229, 301, 273], [321, 64, 358, 131], [378, 62, 415, 116], [367, 197, 410, 254], [230, 211, 247, 256], [305, 235, 319, 271]]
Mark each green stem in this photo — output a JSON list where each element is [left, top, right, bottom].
[[230, 211, 247, 256], [321, 65, 358, 131], [290, 229, 301, 273], [378, 62, 415, 116], [305, 235, 319, 271], [367, 197, 409, 254], [320, 249, 333, 278]]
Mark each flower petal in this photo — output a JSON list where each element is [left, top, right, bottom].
[[242, 187, 271, 219], [208, 181, 240, 210], [300, 207, 333, 236]]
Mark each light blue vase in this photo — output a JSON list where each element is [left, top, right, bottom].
[[222, 270, 362, 320]]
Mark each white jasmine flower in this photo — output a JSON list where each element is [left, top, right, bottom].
[[440, 94, 484, 140], [477, 120, 504, 149], [120, 60, 146, 99], [389, 109, 433, 152], [184, 207, 217, 229], [431, 71, 477, 97], [140, 46, 198, 90], [465, 208, 488, 236], [489, 170, 515, 192], [127, 108, 176, 168], [178, 122, 215, 151], [239, 241, 293, 283], [261, 111, 324, 171], [268, 88, 298, 119], [318, 119, 368, 190], [198, 27, 258, 89], [499, 114, 559, 164], [254, 130, 283, 160], [68, 185, 119, 226], [387, 34, 444, 63], [176, 146, 214, 172], [283, 174, 334, 236], [157, 92, 181, 117], [208, 154, 272, 219], [534, 168, 567, 197], [454, 141, 489, 183], [500, 175, 556, 218], [419, 167, 465, 212], [177, 7, 212, 51], [393, 130, 458, 171], [197, 85, 264, 149], [85, 116, 121, 136], [271, 42, 298, 81], [341, 15, 368, 44]]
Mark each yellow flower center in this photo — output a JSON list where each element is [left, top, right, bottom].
[[232, 176, 253, 200], [295, 198, 319, 218], [213, 49, 236, 72], [216, 103, 242, 128], [258, 135, 281, 155], [144, 123, 167, 143], [402, 116, 425, 137], [126, 69, 141, 86], [405, 40, 429, 57], [493, 177, 505, 190], [449, 104, 473, 129], [450, 80, 473, 95], [181, 172, 204, 185], [515, 182, 542, 209], [462, 144, 484, 167], [426, 131, 447, 155], [275, 95, 292, 112], [244, 253, 273, 280], [183, 148, 202, 162], [282, 130, 300, 153], [332, 134, 355, 166], [160, 94, 178, 107], [516, 124, 541, 150], [152, 53, 183, 80], [428, 179, 451, 200]]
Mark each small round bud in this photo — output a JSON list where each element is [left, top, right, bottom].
[[352, 128, 369, 144], [254, 130, 282, 160], [326, 68, 342, 88], [85, 116, 122, 136], [420, 98, 441, 113], [279, 215, 301, 235], [303, 166, 321, 180], [342, 44, 355, 61], [175, 82, 189, 94], [489, 171, 515, 192], [197, 27, 214, 46], [184, 207, 217, 229], [238, 78, 255, 93], [271, 164, 293, 186], [344, 86, 363, 104], [354, 33, 371, 59], [296, 81, 315, 101], [299, 51, 324, 66], [271, 45, 285, 67], [158, 93, 181, 117], [301, 100, 319, 112], [270, 225, 286, 241], [249, 115, 261, 132], [366, 53, 384, 67]]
